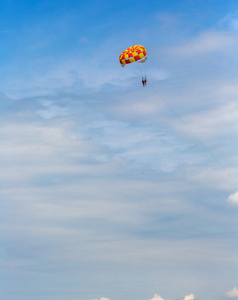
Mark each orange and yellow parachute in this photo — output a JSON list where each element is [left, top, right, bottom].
[[119, 45, 147, 67]]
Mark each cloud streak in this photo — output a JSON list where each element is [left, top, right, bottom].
[[171, 31, 234, 57]]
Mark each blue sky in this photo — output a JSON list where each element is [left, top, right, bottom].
[[1, 1, 238, 300]]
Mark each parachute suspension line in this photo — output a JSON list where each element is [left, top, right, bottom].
[[129, 62, 145, 81], [130, 66, 143, 78], [132, 60, 143, 77], [148, 80, 238, 187], [130, 59, 147, 83], [145, 59, 147, 78]]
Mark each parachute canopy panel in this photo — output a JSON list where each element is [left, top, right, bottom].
[[119, 45, 147, 67]]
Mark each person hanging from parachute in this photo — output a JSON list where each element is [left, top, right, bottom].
[[119, 45, 147, 87], [142, 76, 147, 87]]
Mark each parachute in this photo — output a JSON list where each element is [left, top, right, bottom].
[[119, 45, 147, 67]]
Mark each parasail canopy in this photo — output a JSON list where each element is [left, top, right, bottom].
[[119, 45, 147, 67]]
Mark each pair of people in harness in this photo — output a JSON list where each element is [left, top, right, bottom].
[[142, 76, 147, 87]]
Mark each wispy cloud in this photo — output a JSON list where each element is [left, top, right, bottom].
[[170, 31, 234, 57], [227, 191, 238, 205], [225, 287, 238, 298]]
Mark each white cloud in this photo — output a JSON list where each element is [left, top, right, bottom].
[[0, 120, 97, 186], [175, 101, 238, 141], [220, 15, 238, 31], [184, 294, 195, 300], [150, 293, 195, 300], [151, 294, 164, 300], [227, 191, 238, 205], [171, 31, 234, 57], [225, 287, 238, 298], [230, 19, 238, 31]]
